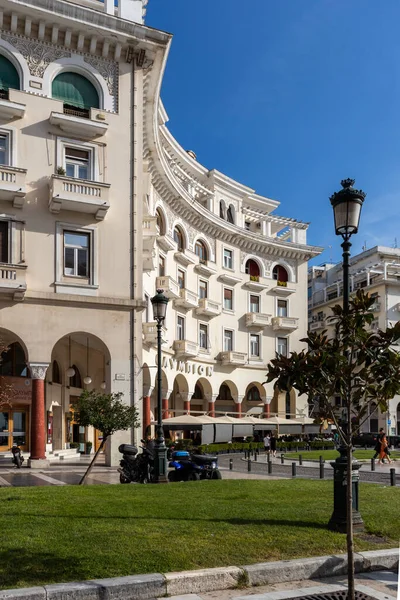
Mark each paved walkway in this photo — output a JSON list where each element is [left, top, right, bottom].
[[167, 570, 398, 600]]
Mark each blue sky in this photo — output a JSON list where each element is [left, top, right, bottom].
[[146, 0, 400, 264]]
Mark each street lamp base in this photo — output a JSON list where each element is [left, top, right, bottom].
[[328, 510, 364, 533], [152, 443, 169, 484]]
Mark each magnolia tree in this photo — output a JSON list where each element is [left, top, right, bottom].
[[74, 390, 140, 485], [265, 290, 400, 600]]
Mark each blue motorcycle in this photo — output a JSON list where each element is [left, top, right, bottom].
[[168, 450, 222, 482]]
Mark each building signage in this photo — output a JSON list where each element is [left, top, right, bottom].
[[157, 356, 214, 377], [0, 376, 32, 404]]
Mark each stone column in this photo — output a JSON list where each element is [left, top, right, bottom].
[[264, 398, 271, 419], [28, 362, 50, 468], [206, 393, 216, 417], [234, 396, 244, 418]]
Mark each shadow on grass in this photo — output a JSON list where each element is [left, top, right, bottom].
[[0, 548, 90, 590], [15, 514, 329, 529]]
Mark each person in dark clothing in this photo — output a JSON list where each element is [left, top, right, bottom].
[[270, 433, 277, 457], [373, 428, 385, 460]]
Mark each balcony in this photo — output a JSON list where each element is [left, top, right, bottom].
[[220, 351, 247, 366], [369, 302, 381, 313], [218, 272, 242, 286], [49, 175, 110, 220], [156, 276, 180, 299], [173, 288, 199, 309], [196, 298, 221, 317], [270, 281, 296, 296], [0, 264, 27, 301], [157, 235, 176, 252], [173, 339, 199, 358], [143, 249, 156, 272], [243, 276, 268, 292], [49, 109, 108, 139], [271, 316, 299, 331], [0, 166, 27, 208], [143, 216, 158, 252], [0, 96, 26, 120], [142, 322, 167, 346], [245, 312, 271, 328], [194, 260, 217, 278], [174, 250, 197, 267], [309, 320, 326, 332]]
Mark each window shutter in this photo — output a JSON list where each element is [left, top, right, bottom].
[[0, 56, 20, 91], [52, 72, 99, 109]]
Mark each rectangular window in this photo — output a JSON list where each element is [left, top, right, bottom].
[[0, 133, 10, 166], [277, 337, 288, 357], [177, 316, 185, 340], [199, 324, 208, 350], [159, 255, 165, 277], [277, 299, 288, 317], [223, 288, 233, 310], [250, 294, 260, 313], [224, 329, 233, 352], [250, 334, 260, 357], [0, 221, 9, 263], [178, 269, 185, 289], [223, 248, 233, 269], [199, 279, 208, 299], [65, 147, 91, 180], [64, 231, 90, 277]]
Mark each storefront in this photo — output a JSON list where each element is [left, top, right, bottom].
[[0, 375, 31, 452]]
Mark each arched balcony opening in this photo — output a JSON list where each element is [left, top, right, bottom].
[[245, 259, 261, 281], [52, 360, 62, 384], [173, 226, 185, 252], [272, 264, 289, 284], [246, 385, 261, 403], [219, 200, 226, 220], [0, 54, 20, 100], [52, 72, 100, 119], [227, 204, 235, 224], [195, 239, 208, 263], [156, 208, 166, 236]]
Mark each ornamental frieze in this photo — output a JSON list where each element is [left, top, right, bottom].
[[1, 32, 71, 77], [84, 55, 119, 109]]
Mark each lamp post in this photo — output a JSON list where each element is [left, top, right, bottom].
[[151, 288, 169, 483], [328, 178, 366, 535]]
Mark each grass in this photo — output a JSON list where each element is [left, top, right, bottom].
[[0, 480, 398, 590], [282, 449, 400, 461]]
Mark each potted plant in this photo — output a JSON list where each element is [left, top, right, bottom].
[[56, 166, 66, 176], [85, 441, 93, 455]]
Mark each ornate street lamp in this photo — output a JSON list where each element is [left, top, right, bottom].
[[328, 178, 366, 533], [151, 289, 169, 483]]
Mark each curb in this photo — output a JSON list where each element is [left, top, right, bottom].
[[0, 548, 397, 600]]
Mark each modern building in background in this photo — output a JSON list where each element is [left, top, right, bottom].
[[0, 0, 321, 466], [308, 246, 400, 436]]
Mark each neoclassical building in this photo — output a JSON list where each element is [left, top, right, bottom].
[[0, 0, 321, 467]]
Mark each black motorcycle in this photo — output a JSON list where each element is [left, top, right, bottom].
[[11, 444, 24, 469], [117, 443, 154, 484]]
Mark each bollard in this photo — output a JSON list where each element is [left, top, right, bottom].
[[268, 460, 272, 474], [299, 454, 303, 466], [371, 458, 375, 472], [244, 450, 248, 459], [320, 462, 324, 479], [292, 462, 296, 477], [390, 468, 396, 487], [256, 447, 260, 455], [295, 446, 299, 453], [254, 452, 257, 462], [247, 457, 251, 472], [364, 444, 368, 451], [281, 453, 285, 464], [319, 455, 324, 466], [229, 459, 233, 471]]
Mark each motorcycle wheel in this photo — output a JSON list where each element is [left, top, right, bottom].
[[120, 474, 130, 484], [187, 472, 200, 482], [15, 455, 21, 469], [211, 469, 222, 480], [168, 471, 178, 482]]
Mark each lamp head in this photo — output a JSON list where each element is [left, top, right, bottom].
[[151, 288, 169, 322], [330, 178, 366, 239]]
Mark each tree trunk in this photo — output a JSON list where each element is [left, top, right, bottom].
[[346, 402, 355, 600], [79, 437, 107, 485]]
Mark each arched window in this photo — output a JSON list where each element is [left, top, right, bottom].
[[217, 384, 233, 401], [0, 342, 27, 377], [272, 265, 288, 283], [245, 259, 260, 280], [227, 204, 235, 224], [0, 55, 20, 99], [156, 209, 166, 236], [219, 201, 226, 219], [195, 240, 207, 263], [52, 72, 100, 118], [52, 360, 61, 384], [70, 365, 82, 388], [246, 386, 261, 402], [191, 384, 203, 400], [173, 226, 185, 251]]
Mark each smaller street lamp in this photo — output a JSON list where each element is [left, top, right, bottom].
[[151, 288, 169, 483]]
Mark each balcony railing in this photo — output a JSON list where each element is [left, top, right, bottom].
[[174, 288, 199, 309], [156, 276, 180, 299], [0, 263, 27, 301], [173, 340, 199, 358], [309, 320, 326, 331], [196, 298, 221, 317], [271, 280, 296, 296], [220, 351, 247, 366], [245, 312, 271, 328], [0, 166, 27, 207], [49, 175, 110, 220], [63, 104, 90, 119], [142, 322, 167, 345], [0, 89, 9, 100], [49, 110, 108, 139], [194, 260, 217, 277], [142, 216, 158, 252], [271, 316, 299, 331]]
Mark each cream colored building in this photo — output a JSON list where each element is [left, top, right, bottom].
[[0, 0, 321, 467], [308, 246, 400, 437]]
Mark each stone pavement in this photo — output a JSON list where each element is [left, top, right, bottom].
[[166, 570, 398, 600]]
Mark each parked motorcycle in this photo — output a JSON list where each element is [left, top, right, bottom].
[[11, 444, 24, 469], [168, 450, 222, 482], [117, 443, 154, 484]]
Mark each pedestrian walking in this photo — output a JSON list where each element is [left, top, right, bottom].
[[378, 433, 392, 464], [373, 428, 384, 460], [270, 433, 277, 458], [263, 433, 271, 455]]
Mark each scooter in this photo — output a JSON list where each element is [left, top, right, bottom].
[[168, 450, 222, 481], [117, 443, 154, 484], [11, 444, 24, 469], [191, 453, 222, 480]]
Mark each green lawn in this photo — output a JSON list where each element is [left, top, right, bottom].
[[0, 480, 398, 590], [282, 449, 400, 461]]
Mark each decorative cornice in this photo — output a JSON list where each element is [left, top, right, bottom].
[[28, 362, 49, 380]]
